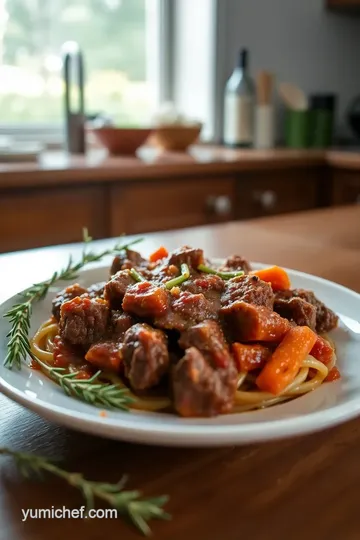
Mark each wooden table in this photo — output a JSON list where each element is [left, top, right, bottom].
[[1, 205, 360, 540]]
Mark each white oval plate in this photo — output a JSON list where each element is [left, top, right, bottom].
[[1, 262, 360, 447]]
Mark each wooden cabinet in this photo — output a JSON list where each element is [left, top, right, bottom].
[[235, 169, 320, 220], [0, 186, 106, 252], [332, 170, 360, 205], [110, 177, 236, 236], [0, 164, 339, 253]]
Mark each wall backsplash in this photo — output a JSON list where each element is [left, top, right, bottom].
[[217, 0, 360, 141]]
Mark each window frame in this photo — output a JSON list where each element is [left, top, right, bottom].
[[0, 0, 172, 143]]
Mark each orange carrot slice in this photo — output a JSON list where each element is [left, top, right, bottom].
[[256, 326, 317, 395], [149, 246, 168, 263], [251, 266, 291, 291]]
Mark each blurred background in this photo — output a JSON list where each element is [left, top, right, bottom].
[[1, 0, 360, 253]]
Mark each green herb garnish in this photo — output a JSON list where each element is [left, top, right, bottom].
[[165, 263, 190, 289], [197, 264, 244, 280], [4, 230, 142, 371], [34, 357, 133, 411], [129, 267, 145, 283]]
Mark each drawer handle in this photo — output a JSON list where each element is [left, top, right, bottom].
[[206, 195, 232, 216], [253, 189, 277, 210]]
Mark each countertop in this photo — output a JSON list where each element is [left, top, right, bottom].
[[1, 204, 360, 540], [0, 146, 359, 190]]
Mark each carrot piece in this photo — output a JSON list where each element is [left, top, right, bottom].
[[256, 326, 317, 395], [232, 343, 271, 372], [325, 366, 341, 382], [149, 246, 168, 263], [251, 266, 291, 291], [310, 335, 334, 365]]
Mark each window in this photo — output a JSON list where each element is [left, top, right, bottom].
[[0, 0, 167, 129]]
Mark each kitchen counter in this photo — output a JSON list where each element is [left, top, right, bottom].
[[0, 146, 356, 190]]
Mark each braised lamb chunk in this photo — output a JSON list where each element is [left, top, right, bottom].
[[155, 290, 218, 332], [87, 281, 106, 299], [52, 284, 88, 321], [181, 275, 224, 313], [221, 274, 274, 309], [110, 311, 136, 338], [172, 346, 237, 417], [275, 289, 338, 333], [110, 249, 146, 276], [122, 281, 169, 318], [220, 301, 291, 342], [122, 323, 169, 390], [60, 296, 110, 346], [274, 295, 316, 331], [219, 255, 252, 274], [168, 246, 204, 270], [179, 320, 232, 369], [104, 269, 136, 309]]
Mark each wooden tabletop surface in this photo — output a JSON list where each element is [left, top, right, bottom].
[[1, 146, 359, 189], [1, 205, 360, 540]]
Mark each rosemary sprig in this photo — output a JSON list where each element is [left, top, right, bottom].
[[0, 447, 170, 536], [34, 357, 133, 410], [4, 230, 142, 370]]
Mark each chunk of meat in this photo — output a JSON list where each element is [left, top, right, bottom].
[[181, 275, 224, 313], [275, 289, 338, 333], [110, 311, 135, 339], [172, 347, 237, 417], [274, 296, 316, 331], [220, 301, 291, 342], [179, 320, 231, 368], [110, 249, 146, 275], [122, 323, 169, 390], [155, 291, 217, 332], [122, 281, 169, 318], [85, 341, 123, 372], [168, 246, 204, 269], [232, 343, 272, 372], [221, 274, 274, 309], [60, 296, 110, 346], [87, 281, 106, 299], [52, 284, 88, 321], [218, 255, 252, 274], [104, 269, 135, 309]]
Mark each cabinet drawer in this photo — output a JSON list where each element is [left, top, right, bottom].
[[236, 170, 319, 219], [0, 186, 106, 252], [332, 171, 360, 205], [110, 177, 235, 235]]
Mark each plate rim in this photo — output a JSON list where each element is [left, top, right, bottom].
[[1, 261, 360, 446]]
